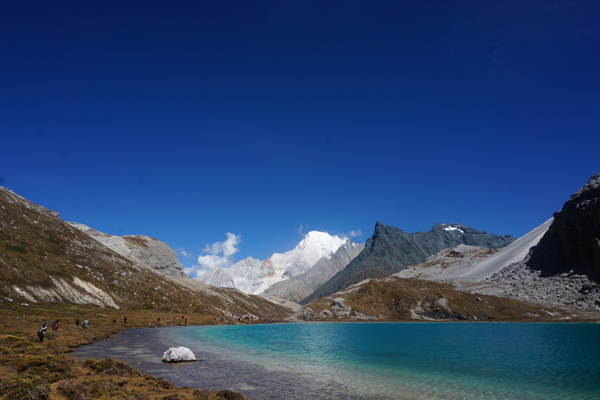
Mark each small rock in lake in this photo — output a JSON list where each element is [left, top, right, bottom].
[[162, 346, 196, 363]]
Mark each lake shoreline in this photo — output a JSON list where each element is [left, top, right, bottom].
[[71, 321, 600, 400], [2, 302, 599, 399], [0, 305, 259, 399]]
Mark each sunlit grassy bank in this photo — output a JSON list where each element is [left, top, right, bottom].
[[0, 303, 250, 400]]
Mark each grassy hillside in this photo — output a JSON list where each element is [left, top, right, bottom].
[[303, 276, 600, 322], [0, 186, 289, 319]]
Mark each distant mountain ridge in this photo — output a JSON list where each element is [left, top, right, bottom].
[[305, 222, 516, 303], [198, 231, 362, 295], [261, 239, 364, 303]]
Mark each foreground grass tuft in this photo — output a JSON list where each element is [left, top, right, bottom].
[[84, 358, 142, 377], [0, 373, 50, 400], [16, 353, 75, 383]]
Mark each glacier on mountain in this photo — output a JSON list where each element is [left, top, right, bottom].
[[197, 231, 350, 295]]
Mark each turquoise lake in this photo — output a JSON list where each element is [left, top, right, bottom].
[[72, 322, 600, 399]]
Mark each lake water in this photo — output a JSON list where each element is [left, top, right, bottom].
[[72, 322, 600, 399]]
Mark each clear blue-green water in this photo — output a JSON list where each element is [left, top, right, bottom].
[[72, 322, 600, 399]]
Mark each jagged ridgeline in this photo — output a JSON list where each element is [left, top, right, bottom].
[[0, 186, 289, 318], [303, 222, 516, 304]]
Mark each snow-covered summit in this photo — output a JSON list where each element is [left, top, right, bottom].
[[271, 231, 347, 278], [197, 231, 350, 295]]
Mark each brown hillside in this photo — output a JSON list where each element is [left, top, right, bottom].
[[303, 276, 600, 322], [0, 186, 289, 319]]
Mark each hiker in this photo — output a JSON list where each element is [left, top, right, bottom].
[[123, 316, 127, 324], [113, 317, 116, 325], [75, 318, 80, 329], [38, 323, 47, 343], [82, 319, 88, 332], [51, 320, 59, 337]]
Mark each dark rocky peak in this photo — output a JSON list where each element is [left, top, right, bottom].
[[371, 221, 399, 240], [304, 221, 516, 301], [564, 172, 600, 210], [367, 222, 407, 250], [528, 172, 600, 279]]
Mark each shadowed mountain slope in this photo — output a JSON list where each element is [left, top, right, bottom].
[[304, 222, 515, 303], [528, 172, 600, 279]]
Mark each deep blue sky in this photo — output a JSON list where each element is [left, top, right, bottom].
[[2, 1, 599, 275]]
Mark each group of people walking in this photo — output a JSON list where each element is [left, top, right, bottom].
[[37, 320, 60, 342], [38, 318, 90, 342]]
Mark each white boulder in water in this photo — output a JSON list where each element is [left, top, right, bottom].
[[161, 346, 196, 363]]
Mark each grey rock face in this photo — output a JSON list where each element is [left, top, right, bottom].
[[477, 172, 600, 311], [485, 261, 600, 311], [305, 222, 515, 302], [68, 222, 187, 278], [528, 172, 600, 279]]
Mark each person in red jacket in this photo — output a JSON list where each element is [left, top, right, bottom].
[[51, 320, 59, 337]]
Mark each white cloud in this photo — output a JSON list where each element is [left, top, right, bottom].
[[347, 230, 362, 238], [339, 229, 363, 240], [185, 233, 241, 278], [175, 248, 192, 258], [202, 232, 240, 257], [297, 224, 308, 237]]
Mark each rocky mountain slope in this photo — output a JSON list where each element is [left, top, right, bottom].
[[297, 276, 597, 322], [198, 231, 361, 295], [261, 239, 364, 303], [67, 222, 187, 278], [527, 172, 600, 278], [397, 219, 553, 283], [394, 172, 600, 312], [304, 223, 515, 303], [482, 172, 600, 310], [0, 186, 290, 318]]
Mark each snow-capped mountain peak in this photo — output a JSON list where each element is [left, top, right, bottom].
[[197, 231, 350, 295], [271, 231, 346, 277]]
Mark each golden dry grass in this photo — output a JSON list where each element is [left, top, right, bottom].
[[0, 303, 251, 400]]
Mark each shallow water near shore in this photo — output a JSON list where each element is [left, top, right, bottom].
[[72, 322, 600, 399]]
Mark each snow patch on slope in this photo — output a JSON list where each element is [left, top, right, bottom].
[[442, 224, 465, 234]]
